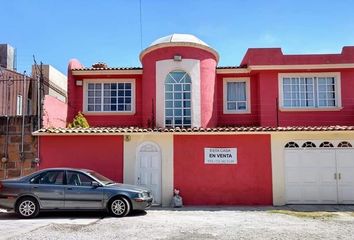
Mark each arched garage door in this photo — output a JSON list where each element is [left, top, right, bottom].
[[284, 141, 354, 204]]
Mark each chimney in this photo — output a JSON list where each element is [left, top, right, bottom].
[[0, 44, 16, 71]]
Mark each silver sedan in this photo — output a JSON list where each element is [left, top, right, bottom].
[[0, 168, 153, 218]]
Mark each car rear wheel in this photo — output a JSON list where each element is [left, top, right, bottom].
[[16, 197, 40, 218], [109, 197, 130, 217]]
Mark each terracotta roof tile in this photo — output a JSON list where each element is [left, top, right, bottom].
[[216, 66, 245, 69], [72, 67, 142, 71], [32, 126, 354, 135]]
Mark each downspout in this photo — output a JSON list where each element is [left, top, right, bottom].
[[36, 73, 41, 169], [3, 77, 12, 178], [20, 72, 26, 176]]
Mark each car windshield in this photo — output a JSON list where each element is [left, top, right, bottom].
[[85, 170, 115, 185]]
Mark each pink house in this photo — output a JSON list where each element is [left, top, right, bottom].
[[35, 34, 354, 206]]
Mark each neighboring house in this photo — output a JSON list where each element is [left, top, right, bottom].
[[32, 64, 67, 103], [34, 34, 354, 206], [0, 43, 68, 180]]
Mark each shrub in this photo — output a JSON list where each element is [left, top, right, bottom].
[[67, 112, 90, 128]]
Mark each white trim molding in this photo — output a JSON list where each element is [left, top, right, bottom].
[[156, 59, 201, 128], [223, 77, 251, 114], [250, 63, 354, 71], [72, 69, 143, 75], [82, 78, 136, 115], [278, 72, 342, 111]]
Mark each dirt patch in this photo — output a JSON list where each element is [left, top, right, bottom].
[[269, 210, 338, 219]]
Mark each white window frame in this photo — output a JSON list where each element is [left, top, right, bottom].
[[278, 72, 342, 111], [164, 70, 192, 128], [223, 77, 251, 114], [16, 95, 23, 116], [82, 78, 136, 115]]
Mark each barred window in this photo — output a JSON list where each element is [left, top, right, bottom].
[[337, 141, 353, 148], [302, 141, 316, 148], [285, 142, 300, 148], [319, 141, 334, 148]]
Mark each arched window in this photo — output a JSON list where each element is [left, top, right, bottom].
[[302, 141, 316, 148], [165, 71, 191, 128], [319, 141, 334, 148], [338, 141, 353, 148], [284, 142, 300, 148]]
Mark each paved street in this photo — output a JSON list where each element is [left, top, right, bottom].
[[1, 206, 354, 240]]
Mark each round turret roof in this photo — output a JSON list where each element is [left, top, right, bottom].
[[149, 33, 209, 47], [140, 33, 219, 62]]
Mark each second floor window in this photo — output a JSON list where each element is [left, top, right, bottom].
[[281, 74, 340, 109], [85, 81, 134, 113], [165, 71, 191, 128], [223, 78, 250, 114]]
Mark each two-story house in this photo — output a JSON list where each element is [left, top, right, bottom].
[[34, 34, 354, 206]]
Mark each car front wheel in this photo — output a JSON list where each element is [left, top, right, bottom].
[[16, 197, 40, 218], [109, 197, 130, 217]]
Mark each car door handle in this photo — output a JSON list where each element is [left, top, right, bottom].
[[66, 187, 73, 190], [32, 186, 38, 189]]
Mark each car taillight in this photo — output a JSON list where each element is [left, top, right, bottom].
[[0, 181, 3, 190]]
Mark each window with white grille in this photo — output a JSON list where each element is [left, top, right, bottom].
[[165, 71, 191, 128], [279, 73, 341, 109], [85, 80, 135, 113]]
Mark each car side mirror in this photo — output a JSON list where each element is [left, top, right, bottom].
[[92, 181, 101, 188]]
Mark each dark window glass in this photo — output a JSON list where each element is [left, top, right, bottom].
[[30, 171, 64, 185], [67, 171, 94, 186]]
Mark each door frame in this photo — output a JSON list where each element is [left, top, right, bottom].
[[135, 141, 162, 205]]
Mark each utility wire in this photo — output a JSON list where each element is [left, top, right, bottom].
[[139, 0, 143, 51]]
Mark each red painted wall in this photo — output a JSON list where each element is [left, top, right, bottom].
[[67, 46, 354, 128], [67, 59, 84, 124], [39, 136, 124, 182], [241, 46, 354, 66], [174, 135, 272, 205], [252, 69, 354, 127], [42, 95, 68, 128], [141, 46, 218, 128], [67, 70, 143, 127], [217, 73, 259, 126]]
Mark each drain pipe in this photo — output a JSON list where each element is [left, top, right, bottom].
[[36, 73, 41, 169], [20, 72, 26, 176]]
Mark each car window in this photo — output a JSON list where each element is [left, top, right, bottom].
[[30, 171, 64, 185], [66, 171, 94, 186]]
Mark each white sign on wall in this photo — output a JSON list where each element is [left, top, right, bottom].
[[204, 148, 237, 164]]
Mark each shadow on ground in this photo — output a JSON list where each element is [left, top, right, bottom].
[[0, 210, 147, 220]]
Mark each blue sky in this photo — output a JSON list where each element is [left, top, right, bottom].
[[2, 0, 354, 75]]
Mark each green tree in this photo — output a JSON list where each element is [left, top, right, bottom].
[[67, 112, 90, 128]]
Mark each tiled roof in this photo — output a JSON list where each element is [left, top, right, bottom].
[[72, 67, 142, 71], [72, 66, 249, 71], [216, 66, 245, 69], [33, 126, 354, 135]]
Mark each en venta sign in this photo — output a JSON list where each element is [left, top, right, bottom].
[[204, 148, 237, 164]]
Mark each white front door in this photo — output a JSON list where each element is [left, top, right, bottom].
[[137, 143, 161, 205]]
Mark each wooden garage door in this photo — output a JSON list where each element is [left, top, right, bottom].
[[284, 141, 354, 204]]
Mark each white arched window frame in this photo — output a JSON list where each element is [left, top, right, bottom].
[[155, 59, 201, 128], [165, 71, 192, 128]]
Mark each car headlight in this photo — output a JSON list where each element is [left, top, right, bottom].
[[138, 192, 150, 198]]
